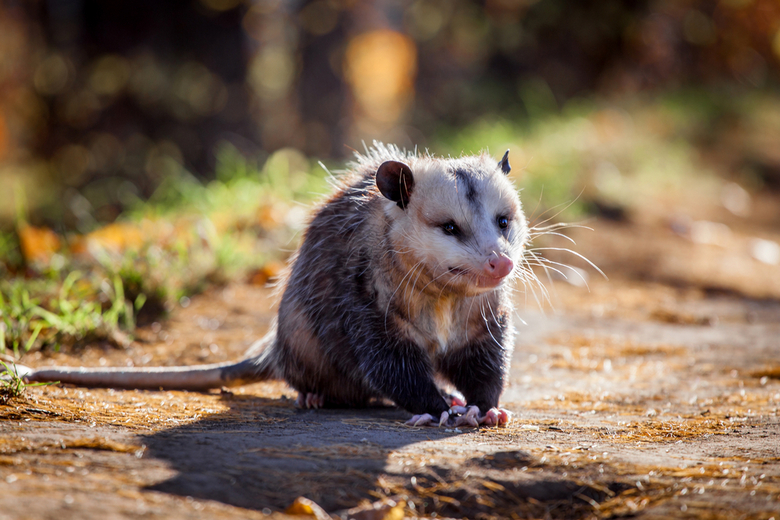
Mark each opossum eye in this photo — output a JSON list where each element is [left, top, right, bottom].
[[497, 216, 509, 229], [441, 221, 461, 237]]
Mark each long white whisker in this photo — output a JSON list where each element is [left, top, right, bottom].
[[528, 247, 607, 280], [531, 222, 594, 233], [531, 256, 591, 288], [528, 189, 585, 229], [484, 299, 502, 350], [385, 260, 423, 331], [519, 254, 552, 307], [528, 231, 577, 245]]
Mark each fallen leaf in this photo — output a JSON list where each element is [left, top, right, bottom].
[[284, 496, 331, 520], [18, 224, 60, 264]]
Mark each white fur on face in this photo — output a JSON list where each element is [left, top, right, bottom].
[[383, 153, 527, 295]]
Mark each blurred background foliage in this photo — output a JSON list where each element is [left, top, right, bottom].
[[1, 0, 779, 230], [0, 0, 779, 354]]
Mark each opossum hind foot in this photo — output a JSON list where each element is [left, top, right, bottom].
[[295, 392, 325, 409]]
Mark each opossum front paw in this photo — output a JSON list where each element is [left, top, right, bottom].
[[449, 405, 480, 428], [480, 407, 512, 427], [405, 411, 450, 427], [446, 405, 512, 427], [295, 392, 325, 409]]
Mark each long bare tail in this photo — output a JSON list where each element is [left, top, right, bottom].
[[10, 335, 278, 391]]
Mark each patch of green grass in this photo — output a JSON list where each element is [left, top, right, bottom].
[[0, 143, 330, 358], [0, 271, 135, 356], [0, 360, 56, 404], [136, 143, 328, 219], [94, 143, 330, 314]]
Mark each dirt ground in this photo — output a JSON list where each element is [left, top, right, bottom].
[[2, 188, 780, 520]]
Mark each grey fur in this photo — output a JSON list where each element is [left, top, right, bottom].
[[21, 143, 529, 417]]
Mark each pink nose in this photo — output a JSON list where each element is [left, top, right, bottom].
[[484, 254, 514, 279]]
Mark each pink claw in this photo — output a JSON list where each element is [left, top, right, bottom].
[[479, 407, 512, 427], [406, 413, 434, 426], [406, 411, 452, 427]]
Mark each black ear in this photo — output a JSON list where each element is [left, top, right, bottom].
[[376, 161, 414, 209], [498, 150, 511, 175]]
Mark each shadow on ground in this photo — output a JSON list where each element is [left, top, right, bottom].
[[140, 395, 434, 512], [138, 394, 636, 518]]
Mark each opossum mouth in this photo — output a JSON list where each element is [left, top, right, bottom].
[[448, 267, 505, 288]]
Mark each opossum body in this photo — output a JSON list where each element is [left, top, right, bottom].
[[22, 143, 528, 427]]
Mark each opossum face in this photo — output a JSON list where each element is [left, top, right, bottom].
[[378, 153, 527, 297]]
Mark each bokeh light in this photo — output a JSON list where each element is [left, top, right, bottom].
[[0, 0, 778, 231]]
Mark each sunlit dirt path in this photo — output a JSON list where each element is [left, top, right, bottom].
[[2, 203, 780, 519]]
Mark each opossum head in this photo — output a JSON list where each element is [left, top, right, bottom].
[[377, 150, 527, 297]]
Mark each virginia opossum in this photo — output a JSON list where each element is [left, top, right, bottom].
[[18, 143, 530, 428]]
